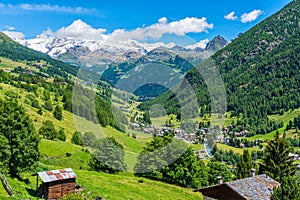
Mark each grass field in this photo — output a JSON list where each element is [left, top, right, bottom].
[[6, 169, 203, 200], [0, 137, 204, 199], [39, 140, 91, 170], [0, 57, 27, 70], [0, 183, 9, 199], [216, 143, 258, 154], [247, 108, 300, 141]]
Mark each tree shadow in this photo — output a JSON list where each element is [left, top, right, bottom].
[[25, 187, 40, 198]]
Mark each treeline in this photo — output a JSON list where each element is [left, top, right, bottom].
[[63, 83, 127, 131], [287, 138, 300, 148], [211, 146, 241, 165], [211, 145, 264, 166], [227, 137, 263, 148], [286, 114, 300, 131]]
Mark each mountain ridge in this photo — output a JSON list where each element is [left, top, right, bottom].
[[5, 31, 227, 69]]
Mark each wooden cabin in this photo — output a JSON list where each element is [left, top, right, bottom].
[[37, 168, 77, 200]]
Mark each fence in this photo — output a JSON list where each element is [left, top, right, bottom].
[[0, 172, 14, 198]]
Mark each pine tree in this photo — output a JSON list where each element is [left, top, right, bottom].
[[272, 175, 300, 200], [0, 98, 40, 176], [260, 132, 296, 182], [235, 149, 254, 179], [53, 105, 63, 120], [44, 100, 53, 111], [82, 132, 97, 147]]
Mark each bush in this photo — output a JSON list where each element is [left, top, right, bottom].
[[56, 129, 66, 141], [71, 131, 83, 145], [53, 105, 63, 120], [38, 120, 57, 140]]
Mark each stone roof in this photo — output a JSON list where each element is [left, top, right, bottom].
[[195, 174, 279, 200]]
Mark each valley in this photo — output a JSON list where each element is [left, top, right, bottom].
[[0, 0, 299, 199]]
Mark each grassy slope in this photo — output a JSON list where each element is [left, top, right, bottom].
[[0, 56, 28, 70], [216, 143, 258, 154], [4, 139, 203, 200], [248, 108, 300, 140], [75, 170, 202, 200], [0, 183, 9, 199], [7, 169, 203, 200], [0, 81, 153, 172], [0, 80, 203, 199]]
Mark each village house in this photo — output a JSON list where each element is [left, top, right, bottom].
[[37, 168, 77, 200], [289, 153, 300, 161], [194, 169, 279, 200], [130, 123, 142, 131]]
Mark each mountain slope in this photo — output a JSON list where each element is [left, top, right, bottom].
[[101, 36, 227, 99], [0, 32, 79, 77], [140, 0, 300, 135]]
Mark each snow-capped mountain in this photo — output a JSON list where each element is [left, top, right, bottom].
[[5, 31, 180, 67], [3, 19, 227, 68]]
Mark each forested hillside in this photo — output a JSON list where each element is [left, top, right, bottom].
[[101, 49, 194, 98], [0, 33, 79, 77], [140, 0, 300, 135]]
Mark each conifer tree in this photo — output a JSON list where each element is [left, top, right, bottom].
[[0, 98, 39, 176], [272, 175, 300, 200], [260, 132, 296, 182], [235, 149, 254, 179], [53, 105, 63, 120]]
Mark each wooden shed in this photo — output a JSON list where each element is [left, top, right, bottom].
[[38, 168, 77, 200]]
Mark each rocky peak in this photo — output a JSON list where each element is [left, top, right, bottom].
[[205, 35, 228, 51]]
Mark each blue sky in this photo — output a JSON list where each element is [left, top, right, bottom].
[[0, 0, 293, 45]]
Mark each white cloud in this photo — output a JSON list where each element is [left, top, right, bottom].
[[224, 12, 238, 20], [241, 10, 263, 23], [3, 31, 25, 41], [5, 25, 15, 31], [44, 17, 213, 44], [158, 17, 168, 24], [110, 17, 213, 42], [185, 39, 209, 49], [0, 3, 97, 14], [48, 19, 107, 40], [5, 17, 213, 50]]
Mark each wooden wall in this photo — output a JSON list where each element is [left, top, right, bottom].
[[43, 179, 76, 200]]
